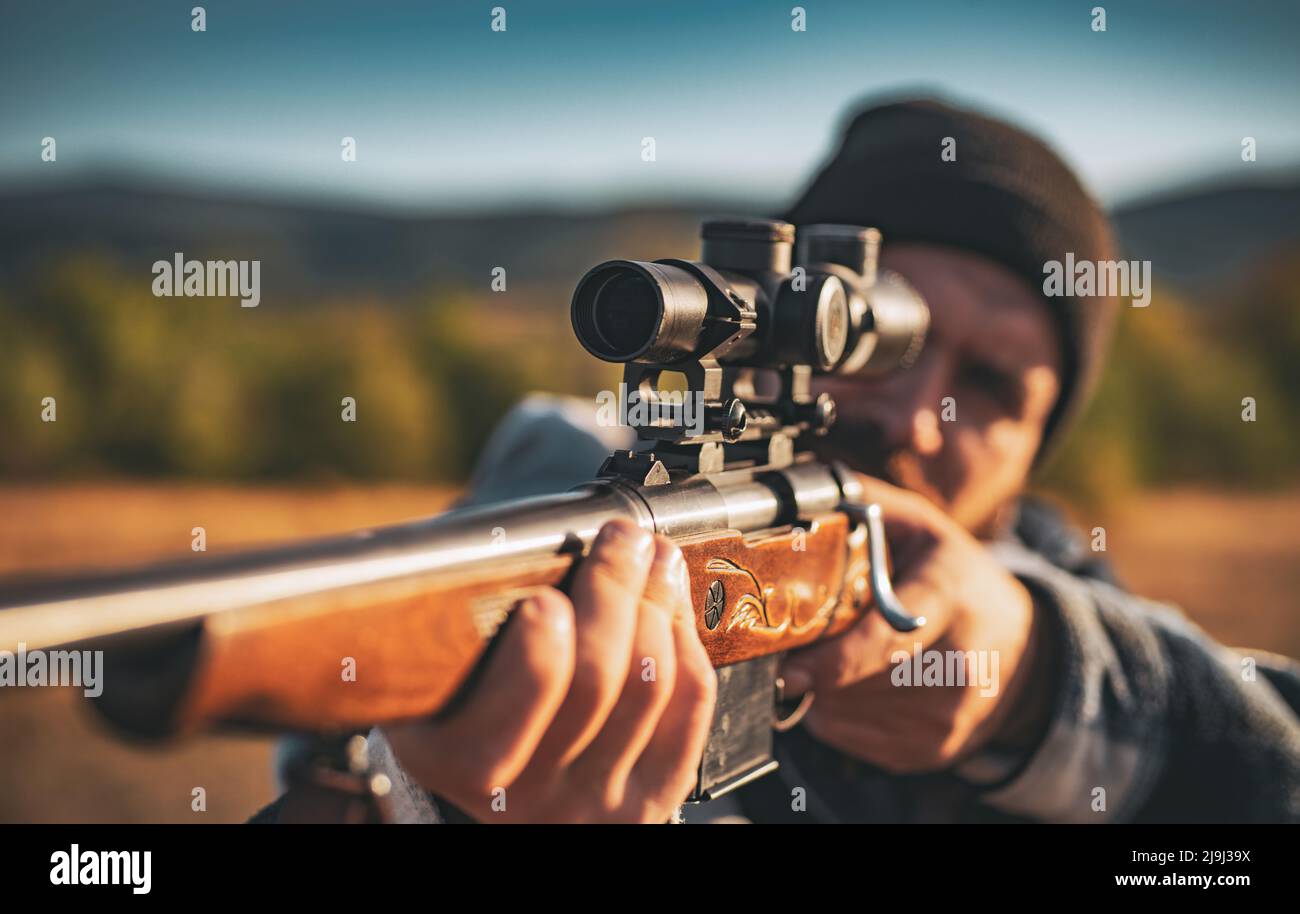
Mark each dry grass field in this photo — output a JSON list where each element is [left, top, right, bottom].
[[0, 483, 1296, 822]]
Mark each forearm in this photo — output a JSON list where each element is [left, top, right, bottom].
[[966, 542, 1300, 822]]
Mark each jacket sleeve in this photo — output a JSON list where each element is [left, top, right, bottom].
[[965, 542, 1300, 823]]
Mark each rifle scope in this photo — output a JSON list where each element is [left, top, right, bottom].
[[571, 219, 928, 375]]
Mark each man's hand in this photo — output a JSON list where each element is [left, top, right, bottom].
[[384, 518, 717, 822], [780, 474, 1053, 773]]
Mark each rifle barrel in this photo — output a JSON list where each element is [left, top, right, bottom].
[[0, 486, 640, 652]]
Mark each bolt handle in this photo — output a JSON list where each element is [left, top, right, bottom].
[[841, 501, 927, 632]]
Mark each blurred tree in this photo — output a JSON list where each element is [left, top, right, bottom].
[[3, 250, 1295, 494], [1038, 275, 1297, 507]]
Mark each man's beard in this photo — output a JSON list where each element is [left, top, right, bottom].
[[810, 422, 949, 510]]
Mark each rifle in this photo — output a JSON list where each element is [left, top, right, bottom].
[[0, 219, 930, 816]]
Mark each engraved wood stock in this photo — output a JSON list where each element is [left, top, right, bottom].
[[679, 512, 866, 665], [159, 511, 867, 734]]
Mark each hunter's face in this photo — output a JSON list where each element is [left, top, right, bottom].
[[812, 243, 1062, 536]]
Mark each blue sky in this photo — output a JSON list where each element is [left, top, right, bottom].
[[3, 0, 1297, 210]]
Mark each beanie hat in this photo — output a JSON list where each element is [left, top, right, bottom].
[[784, 96, 1118, 461]]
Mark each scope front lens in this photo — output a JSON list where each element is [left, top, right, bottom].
[[571, 260, 711, 364], [590, 272, 660, 360], [571, 264, 666, 361]]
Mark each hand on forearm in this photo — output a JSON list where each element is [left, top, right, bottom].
[[384, 519, 717, 823]]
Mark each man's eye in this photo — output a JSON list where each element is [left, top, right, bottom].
[[959, 361, 1022, 406]]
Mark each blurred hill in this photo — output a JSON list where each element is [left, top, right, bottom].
[[3, 172, 1298, 303], [1113, 174, 1300, 297], [1, 173, 1297, 498], [0, 178, 727, 305]]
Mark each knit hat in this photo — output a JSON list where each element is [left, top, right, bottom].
[[785, 96, 1118, 461]]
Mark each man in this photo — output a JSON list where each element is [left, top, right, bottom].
[[280, 98, 1300, 823]]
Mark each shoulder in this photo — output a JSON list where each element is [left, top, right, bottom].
[[463, 393, 636, 506], [1010, 494, 1119, 585]]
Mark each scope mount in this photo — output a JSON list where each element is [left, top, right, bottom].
[[596, 257, 837, 485]]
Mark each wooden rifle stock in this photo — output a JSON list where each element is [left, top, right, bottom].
[[165, 512, 865, 734]]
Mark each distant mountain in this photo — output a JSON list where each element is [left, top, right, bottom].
[[1, 174, 1295, 306], [0, 180, 730, 306], [1111, 177, 1300, 297]]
